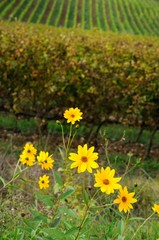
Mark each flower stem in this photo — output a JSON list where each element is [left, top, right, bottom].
[[130, 213, 154, 240], [0, 165, 30, 191]]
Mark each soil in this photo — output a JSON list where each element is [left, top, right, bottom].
[[22, 0, 38, 22], [58, 0, 68, 27], [0, 129, 159, 160], [40, 0, 55, 24]]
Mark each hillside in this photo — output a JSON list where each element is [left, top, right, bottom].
[[0, 0, 159, 37]]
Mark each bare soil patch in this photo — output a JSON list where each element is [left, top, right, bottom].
[[40, 0, 55, 24]]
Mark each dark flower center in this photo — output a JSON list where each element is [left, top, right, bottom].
[[122, 196, 127, 202], [44, 160, 48, 163], [71, 114, 75, 118], [41, 180, 45, 184], [81, 156, 88, 162], [27, 150, 31, 153], [103, 179, 109, 185], [25, 157, 29, 161]]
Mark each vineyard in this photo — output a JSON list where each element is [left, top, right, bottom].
[[0, 0, 159, 36]]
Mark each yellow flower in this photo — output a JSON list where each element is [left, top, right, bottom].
[[37, 151, 54, 170], [152, 204, 159, 216], [20, 152, 35, 166], [38, 175, 50, 189], [64, 107, 83, 125], [114, 186, 137, 213], [94, 167, 121, 195], [69, 144, 99, 173], [23, 143, 37, 156]]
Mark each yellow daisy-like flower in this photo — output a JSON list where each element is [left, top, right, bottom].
[[37, 151, 54, 170], [152, 204, 159, 216], [114, 186, 137, 213], [94, 167, 121, 195], [38, 174, 50, 189], [69, 144, 99, 173], [23, 143, 37, 156], [19, 152, 35, 166], [64, 107, 83, 125]]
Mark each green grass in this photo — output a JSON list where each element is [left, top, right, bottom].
[[1, 114, 159, 148], [0, 0, 159, 36]]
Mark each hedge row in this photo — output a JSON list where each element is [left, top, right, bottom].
[[0, 21, 159, 129]]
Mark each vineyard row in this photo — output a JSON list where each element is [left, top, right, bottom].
[[0, 0, 159, 36]]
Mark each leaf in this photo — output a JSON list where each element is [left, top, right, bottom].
[[118, 219, 125, 235], [49, 216, 61, 228], [117, 235, 125, 240], [13, 171, 21, 179], [83, 189, 89, 206], [17, 225, 32, 234], [35, 192, 56, 207], [0, 176, 5, 186], [60, 189, 75, 200], [29, 208, 48, 222], [54, 171, 63, 187], [65, 227, 79, 237], [59, 206, 77, 219], [129, 217, 145, 221], [41, 228, 66, 240], [22, 218, 40, 230]]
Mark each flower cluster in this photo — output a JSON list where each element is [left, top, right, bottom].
[[20, 143, 54, 190], [37, 151, 54, 170], [69, 144, 137, 213], [20, 143, 37, 166]]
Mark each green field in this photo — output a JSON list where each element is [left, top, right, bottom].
[[0, 0, 159, 36]]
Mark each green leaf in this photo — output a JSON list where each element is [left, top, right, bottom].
[[53, 182, 61, 194], [118, 219, 125, 235], [0, 176, 5, 186], [65, 227, 79, 237], [59, 206, 77, 219], [41, 228, 66, 239], [35, 192, 56, 207], [49, 216, 61, 228], [129, 217, 145, 221], [22, 218, 40, 230], [29, 208, 48, 222], [54, 171, 63, 186], [60, 189, 75, 200], [83, 189, 89, 206], [117, 235, 125, 240], [17, 225, 32, 234], [13, 171, 21, 179]]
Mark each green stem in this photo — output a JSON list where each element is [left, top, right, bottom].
[[0, 165, 30, 191], [130, 213, 154, 240], [74, 204, 89, 240], [60, 122, 66, 151], [66, 123, 73, 154], [74, 189, 99, 240]]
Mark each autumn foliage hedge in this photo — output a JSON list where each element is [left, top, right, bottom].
[[0, 21, 159, 129]]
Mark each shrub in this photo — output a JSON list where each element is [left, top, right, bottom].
[[0, 21, 159, 129]]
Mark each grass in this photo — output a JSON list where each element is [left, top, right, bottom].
[[1, 114, 159, 145]]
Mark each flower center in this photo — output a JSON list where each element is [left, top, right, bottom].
[[81, 156, 88, 162], [27, 150, 31, 153], [25, 157, 29, 161], [71, 114, 75, 118], [44, 160, 48, 163], [122, 196, 127, 202], [41, 180, 45, 184], [103, 179, 109, 185]]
